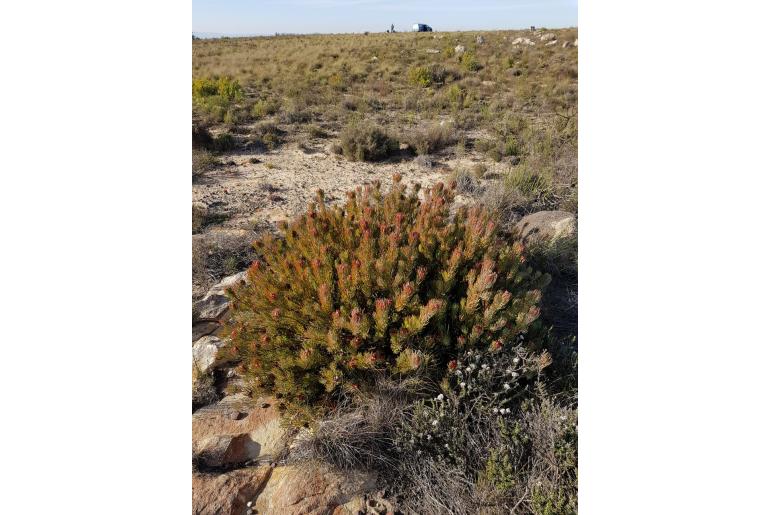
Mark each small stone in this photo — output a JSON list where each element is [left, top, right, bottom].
[[261, 402, 270, 409]]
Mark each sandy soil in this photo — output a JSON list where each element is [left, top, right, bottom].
[[193, 141, 500, 233]]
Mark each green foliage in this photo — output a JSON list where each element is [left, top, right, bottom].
[[504, 136, 521, 157], [447, 84, 466, 110], [408, 66, 432, 87], [193, 76, 244, 122], [192, 76, 244, 102], [505, 169, 553, 201], [224, 176, 549, 424], [531, 485, 577, 515], [461, 51, 482, 72], [339, 121, 397, 161], [251, 98, 280, 119]]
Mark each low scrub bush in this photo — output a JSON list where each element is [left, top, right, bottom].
[[192, 149, 218, 179], [480, 169, 559, 231], [307, 125, 328, 138], [409, 123, 458, 155], [251, 98, 280, 119], [460, 51, 482, 72], [339, 121, 397, 161], [290, 376, 426, 470], [447, 84, 467, 110], [193, 76, 244, 102], [408, 64, 455, 88], [211, 133, 236, 152], [452, 169, 484, 196], [279, 104, 312, 124], [252, 122, 285, 149], [224, 176, 549, 424], [193, 76, 244, 122], [192, 231, 257, 299], [408, 66, 433, 87], [506, 169, 555, 206], [390, 345, 574, 514]]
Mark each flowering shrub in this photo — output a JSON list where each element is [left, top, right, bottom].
[[396, 336, 552, 465], [223, 175, 549, 424]]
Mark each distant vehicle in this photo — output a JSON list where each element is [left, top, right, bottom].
[[412, 23, 433, 32]]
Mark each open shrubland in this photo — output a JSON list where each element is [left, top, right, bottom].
[[192, 28, 577, 217], [192, 28, 578, 514]]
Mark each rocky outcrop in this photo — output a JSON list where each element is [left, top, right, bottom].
[[193, 467, 272, 515], [193, 335, 229, 375], [515, 210, 576, 244], [193, 394, 291, 469], [511, 37, 535, 46], [545, 39, 558, 47], [193, 271, 247, 329], [252, 463, 378, 515], [539, 33, 556, 42], [192, 394, 383, 514], [454, 44, 465, 54]]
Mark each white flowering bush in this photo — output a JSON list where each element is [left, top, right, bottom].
[[395, 336, 553, 466]]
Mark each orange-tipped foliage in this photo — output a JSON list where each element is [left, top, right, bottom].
[[225, 175, 549, 424]]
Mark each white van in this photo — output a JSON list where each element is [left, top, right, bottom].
[[412, 23, 433, 32]]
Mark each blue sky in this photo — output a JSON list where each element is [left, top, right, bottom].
[[193, 0, 577, 37]]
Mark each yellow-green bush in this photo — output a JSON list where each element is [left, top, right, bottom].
[[223, 176, 549, 424], [408, 66, 433, 87], [192, 76, 244, 102], [251, 98, 280, 119], [192, 76, 244, 122], [461, 52, 481, 72]]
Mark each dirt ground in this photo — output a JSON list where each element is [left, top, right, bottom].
[[192, 140, 503, 231], [192, 137, 510, 299]]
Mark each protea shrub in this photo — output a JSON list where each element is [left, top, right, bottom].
[[223, 175, 549, 424]]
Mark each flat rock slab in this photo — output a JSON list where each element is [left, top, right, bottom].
[[192, 467, 271, 515], [193, 394, 290, 466], [515, 210, 576, 244], [253, 463, 377, 515]]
